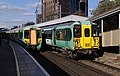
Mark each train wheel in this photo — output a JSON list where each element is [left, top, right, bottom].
[[89, 50, 96, 60], [72, 51, 78, 60], [96, 49, 104, 57]]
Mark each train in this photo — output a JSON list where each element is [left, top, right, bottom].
[[8, 20, 100, 58], [42, 21, 100, 58], [9, 26, 42, 50]]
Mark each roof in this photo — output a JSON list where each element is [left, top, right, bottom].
[[35, 15, 88, 27], [89, 6, 120, 21], [8, 27, 23, 33]]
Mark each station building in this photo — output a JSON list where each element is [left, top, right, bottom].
[[89, 6, 120, 53], [42, 0, 88, 22]]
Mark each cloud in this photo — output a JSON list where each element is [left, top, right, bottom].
[[27, 2, 41, 8], [4, 19, 28, 23], [0, 3, 28, 14], [0, 25, 7, 28], [26, 2, 42, 13], [23, 13, 35, 16]]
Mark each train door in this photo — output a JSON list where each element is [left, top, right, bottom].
[[24, 30, 30, 44], [82, 25, 91, 49], [74, 25, 81, 49], [30, 29, 37, 45], [37, 29, 42, 44], [65, 28, 72, 49], [65, 29, 68, 48], [53, 28, 56, 45]]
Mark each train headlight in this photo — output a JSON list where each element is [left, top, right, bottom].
[[38, 40, 41, 43], [25, 40, 27, 43]]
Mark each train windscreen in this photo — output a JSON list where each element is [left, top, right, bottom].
[[85, 28, 90, 37], [92, 25, 99, 37], [37, 30, 41, 38], [74, 25, 81, 38], [24, 30, 29, 38], [44, 30, 52, 39]]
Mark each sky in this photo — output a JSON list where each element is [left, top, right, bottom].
[[0, 0, 99, 28]]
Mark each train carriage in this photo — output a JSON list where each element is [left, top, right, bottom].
[[43, 21, 100, 58], [9, 26, 42, 50], [20, 26, 42, 50]]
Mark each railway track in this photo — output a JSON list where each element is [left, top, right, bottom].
[[28, 51, 70, 76], [41, 51, 116, 76], [80, 60, 120, 76], [11, 39, 120, 76]]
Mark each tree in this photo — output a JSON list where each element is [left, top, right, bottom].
[[91, 0, 120, 16], [24, 22, 35, 26]]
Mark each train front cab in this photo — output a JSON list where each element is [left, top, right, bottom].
[[74, 21, 99, 55], [24, 28, 42, 49]]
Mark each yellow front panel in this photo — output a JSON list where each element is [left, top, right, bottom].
[[81, 25, 91, 49], [31, 30, 37, 45], [74, 38, 81, 49], [91, 37, 99, 48], [38, 38, 42, 44]]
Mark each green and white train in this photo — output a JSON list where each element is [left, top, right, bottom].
[[9, 26, 42, 50], [43, 21, 100, 57]]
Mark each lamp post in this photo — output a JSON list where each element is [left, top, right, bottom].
[[42, 2, 46, 22], [59, 5, 61, 18]]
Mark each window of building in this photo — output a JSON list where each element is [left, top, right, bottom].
[[55, 0, 57, 3]]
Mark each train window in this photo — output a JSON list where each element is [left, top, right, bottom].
[[20, 32, 23, 39], [92, 25, 99, 37], [45, 30, 52, 39], [37, 30, 41, 38], [85, 28, 90, 37], [56, 30, 63, 40], [24, 30, 29, 38], [64, 28, 72, 41], [60, 30, 64, 40], [74, 25, 81, 38], [56, 29, 72, 41], [56, 30, 60, 40]]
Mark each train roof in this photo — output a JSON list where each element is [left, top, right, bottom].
[[34, 15, 88, 27], [9, 27, 23, 33], [23, 25, 41, 30], [41, 22, 74, 30]]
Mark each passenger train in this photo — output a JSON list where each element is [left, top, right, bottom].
[[43, 21, 100, 58], [8, 20, 100, 58], [9, 26, 42, 50]]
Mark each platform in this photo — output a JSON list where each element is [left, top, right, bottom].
[[0, 39, 50, 76]]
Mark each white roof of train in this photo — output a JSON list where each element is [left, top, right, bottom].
[[8, 27, 23, 33], [35, 15, 88, 27]]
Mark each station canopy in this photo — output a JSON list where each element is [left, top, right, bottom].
[[34, 15, 88, 27]]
